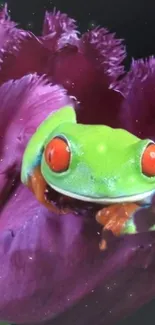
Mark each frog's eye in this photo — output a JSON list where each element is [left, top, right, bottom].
[[44, 136, 71, 173], [142, 144, 155, 177]]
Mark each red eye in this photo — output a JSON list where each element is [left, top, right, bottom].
[[44, 137, 71, 173], [142, 144, 155, 176]]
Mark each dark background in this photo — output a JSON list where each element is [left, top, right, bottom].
[[5, 0, 155, 324], [7, 0, 155, 67]]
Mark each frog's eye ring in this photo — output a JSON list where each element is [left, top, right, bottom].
[[142, 144, 155, 177], [44, 136, 71, 173]]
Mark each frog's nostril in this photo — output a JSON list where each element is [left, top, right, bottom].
[[141, 144, 155, 177]]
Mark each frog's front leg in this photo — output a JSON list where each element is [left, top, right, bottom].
[[25, 166, 74, 214], [96, 203, 140, 250], [27, 166, 61, 213]]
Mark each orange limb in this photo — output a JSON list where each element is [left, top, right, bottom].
[[96, 203, 140, 250], [27, 166, 61, 214]]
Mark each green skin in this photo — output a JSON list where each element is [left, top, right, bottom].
[[21, 106, 155, 235]]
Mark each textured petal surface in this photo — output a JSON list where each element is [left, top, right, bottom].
[[0, 6, 125, 128], [0, 7, 80, 84], [0, 31, 52, 85], [80, 28, 126, 82], [0, 185, 155, 324], [0, 3, 23, 47], [42, 9, 79, 50], [46, 28, 125, 126], [115, 58, 155, 140], [0, 73, 70, 206], [0, 74, 70, 171], [0, 5, 51, 85]]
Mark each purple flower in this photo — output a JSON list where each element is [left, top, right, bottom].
[[115, 58, 155, 140], [0, 3, 155, 325]]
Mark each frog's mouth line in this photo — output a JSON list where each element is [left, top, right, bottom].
[[49, 183, 155, 205]]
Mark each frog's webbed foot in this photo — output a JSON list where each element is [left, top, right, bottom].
[[96, 203, 140, 250], [27, 166, 70, 214]]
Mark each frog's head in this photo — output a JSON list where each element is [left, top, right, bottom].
[[40, 108, 155, 204]]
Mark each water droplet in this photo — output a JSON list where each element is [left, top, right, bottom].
[[29, 256, 33, 260], [64, 79, 71, 86], [88, 20, 97, 30], [105, 284, 113, 291], [0, 2, 5, 9], [27, 21, 34, 30]]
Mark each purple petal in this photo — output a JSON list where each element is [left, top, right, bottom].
[[0, 2, 17, 29], [80, 28, 126, 83], [0, 32, 52, 85], [47, 28, 125, 127], [0, 5, 52, 84], [0, 3, 14, 23], [115, 57, 155, 139], [0, 185, 155, 324], [0, 5, 28, 83], [0, 73, 70, 201], [0, 6, 125, 129], [0, 7, 79, 83], [42, 9, 79, 50]]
